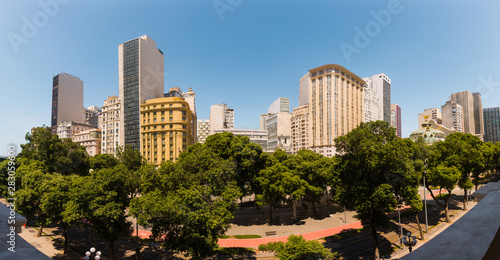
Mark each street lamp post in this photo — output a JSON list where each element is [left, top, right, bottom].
[[84, 247, 101, 260], [423, 159, 429, 233], [402, 231, 418, 252]]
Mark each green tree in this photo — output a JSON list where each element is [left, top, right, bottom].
[[19, 126, 90, 175], [259, 234, 340, 260], [256, 162, 293, 222], [116, 145, 143, 172], [131, 159, 239, 259], [294, 150, 332, 217], [67, 164, 132, 260], [39, 174, 76, 254], [16, 160, 52, 237], [431, 133, 484, 210], [89, 153, 120, 171], [334, 121, 399, 259]]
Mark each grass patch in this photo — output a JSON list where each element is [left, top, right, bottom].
[[435, 193, 454, 200], [219, 235, 230, 239], [233, 234, 261, 239]]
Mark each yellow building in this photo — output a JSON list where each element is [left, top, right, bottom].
[[140, 97, 195, 164]]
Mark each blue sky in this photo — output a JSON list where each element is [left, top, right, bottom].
[[2, 0, 500, 156]]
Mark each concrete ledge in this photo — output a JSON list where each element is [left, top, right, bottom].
[[473, 182, 500, 202]]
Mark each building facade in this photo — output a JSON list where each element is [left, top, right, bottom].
[[100, 96, 121, 155], [291, 104, 309, 154], [363, 73, 391, 123], [72, 129, 101, 157], [140, 97, 195, 164], [268, 97, 290, 114], [197, 119, 211, 144], [483, 107, 500, 143], [83, 106, 101, 128], [441, 101, 464, 133], [51, 73, 84, 133], [450, 91, 484, 139], [265, 112, 291, 153], [210, 103, 234, 134], [213, 129, 268, 151], [119, 35, 165, 150], [390, 103, 402, 137], [307, 64, 365, 157], [56, 121, 96, 139]]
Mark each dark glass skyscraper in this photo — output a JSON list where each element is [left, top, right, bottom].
[[484, 107, 500, 143], [119, 35, 164, 150]]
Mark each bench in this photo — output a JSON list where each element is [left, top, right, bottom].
[[265, 231, 277, 236]]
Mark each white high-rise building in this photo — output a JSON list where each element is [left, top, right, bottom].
[[83, 106, 101, 128], [291, 104, 309, 154], [119, 35, 164, 150], [268, 97, 290, 114], [100, 96, 121, 155], [363, 73, 391, 123], [197, 119, 211, 144], [442, 101, 464, 133], [51, 73, 84, 133], [210, 104, 234, 134]]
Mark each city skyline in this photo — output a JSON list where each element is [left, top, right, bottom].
[[2, 1, 500, 155]]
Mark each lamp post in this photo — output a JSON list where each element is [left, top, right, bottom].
[[84, 247, 101, 260], [402, 232, 417, 252], [423, 159, 429, 233]]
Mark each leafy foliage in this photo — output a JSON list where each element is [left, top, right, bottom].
[[259, 235, 340, 260]]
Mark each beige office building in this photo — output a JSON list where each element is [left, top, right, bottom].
[[307, 64, 365, 157], [418, 108, 442, 128], [56, 121, 95, 139], [441, 101, 464, 133], [197, 119, 211, 144], [73, 129, 102, 157], [210, 103, 234, 134], [450, 91, 484, 139], [119, 35, 165, 150], [291, 104, 309, 154], [51, 73, 84, 133], [140, 97, 195, 164], [100, 96, 121, 155]]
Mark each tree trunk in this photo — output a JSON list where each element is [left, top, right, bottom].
[[463, 188, 468, 211], [292, 199, 297, 220], [36, 225, 43, 237], [240, 196, 244, 210], [109, 240, 115, 260], [312, 201, 317, 218], [444, 199, 451, 223], [370, 223, 380, 260], [63, 228, 68, 254], [415, 214, 424, 240], [269, 205, 273, 223]]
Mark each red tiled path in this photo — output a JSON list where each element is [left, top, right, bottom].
[[217, 221, 363, 248]]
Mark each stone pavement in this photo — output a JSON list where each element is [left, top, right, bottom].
[[0, 202, 51, 259]]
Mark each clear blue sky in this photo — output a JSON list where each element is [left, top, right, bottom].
[[2, 0, 500, 156]]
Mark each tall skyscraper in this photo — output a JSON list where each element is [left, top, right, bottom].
[[450, 91, 484, 139], [51, 73, 84, 133], [100, 96, 121, 155], [307, 64, 365, 157], [363, 73, 391, 123], [210, 103, 234, 134], [483, 107, 500, 143], [390, 104, 402, 137], [418, 108, 442, 128], [441, 101, 464, 133], [299, 73, 310, 107], [119, 35, 164, 150]]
